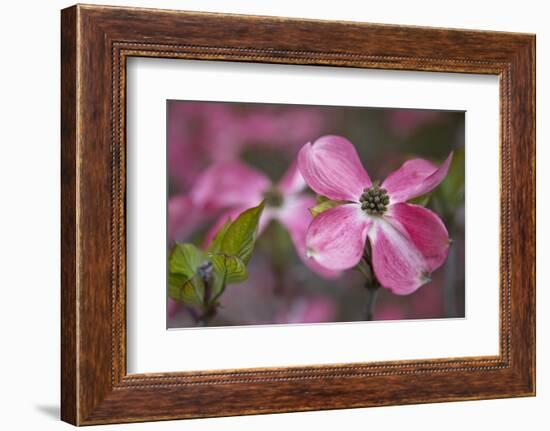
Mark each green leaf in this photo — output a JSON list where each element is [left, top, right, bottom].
[[224, 255, 248, 284], [202, 254, 247, 303], [168, 273, 205, 307], [207, 218, 232, 254], [207, 254, 227, 302], [220, 201, 265, 265], [168, 243, 207, 307], [201, 254, 247, 301], [309, 195, 345, 218], [167, 203, 264, 308], [169, 243, 206, 279]]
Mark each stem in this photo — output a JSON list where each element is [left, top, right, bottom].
[[196, 305, 217, 327], [196, 315, 210, 327], [195, 269, 216, 327], [356, 249, 380, 321], [365, 282, 380, 321]]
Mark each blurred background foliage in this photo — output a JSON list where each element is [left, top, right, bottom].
[[167, 100, 465, 328]]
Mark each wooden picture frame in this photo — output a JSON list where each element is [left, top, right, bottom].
[[61, 4, 535, 425]]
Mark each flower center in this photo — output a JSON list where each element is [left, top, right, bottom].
[[263, 187, 284, 208], [359, 185, 390, 216]]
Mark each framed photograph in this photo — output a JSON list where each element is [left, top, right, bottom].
[[61, 4, 535, 425]]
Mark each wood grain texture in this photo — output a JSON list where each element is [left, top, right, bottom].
[[60, 4, 536, 425], [60, 6, 78, 425]]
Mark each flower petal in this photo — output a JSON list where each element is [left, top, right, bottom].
[[277, 158, 307, 195], [277, 196, 341, 279], [306, 204, 371, 271], [168, 195, 203, 244], [191, 161, 270, 211], [298, 135, 372, 201], [369, 219, 431, 295], [387, 203, 450, 272], [381, 153, 453, 203]]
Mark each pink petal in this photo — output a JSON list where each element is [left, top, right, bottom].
[[277, 196, 341, 279], [381, 153, 453, 203], [369, 219, 430, 295], [277, 158, 306, 195], [387, 203, 450, 272], [298, 135, 372, 201], [306, 204, 371, 271], [168, 195, 204, 244], [190, 161, 270, 211]]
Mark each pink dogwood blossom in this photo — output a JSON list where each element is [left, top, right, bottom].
[[298, 135, 452, 295], [193, 159, 338, 279]]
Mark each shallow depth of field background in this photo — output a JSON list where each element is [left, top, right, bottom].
[[167, 100, 465, 328]]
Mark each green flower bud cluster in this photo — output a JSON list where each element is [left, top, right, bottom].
[[359, 185, 390, 216]]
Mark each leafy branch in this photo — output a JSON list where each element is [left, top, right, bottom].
[[168, 201, 265, 326]]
